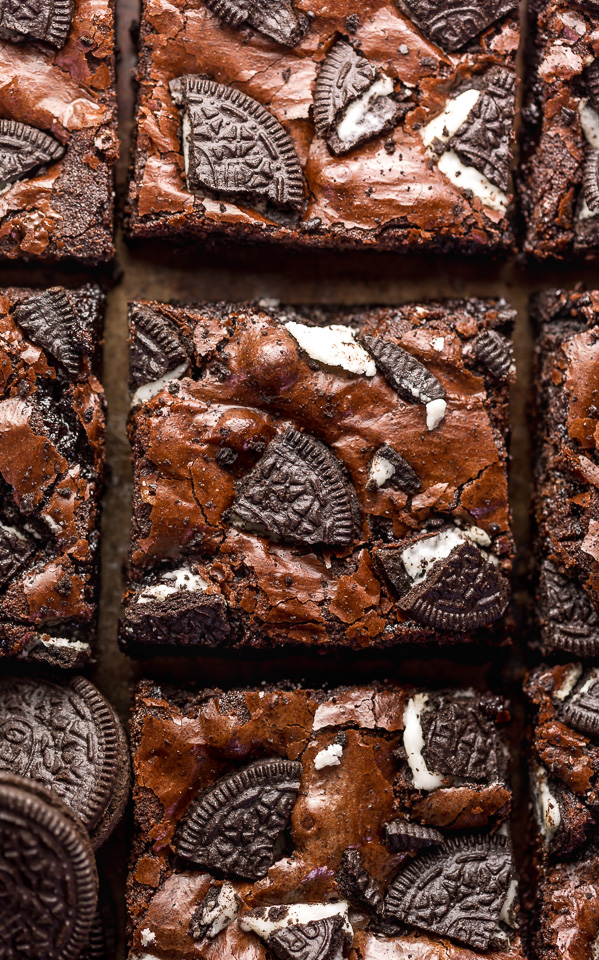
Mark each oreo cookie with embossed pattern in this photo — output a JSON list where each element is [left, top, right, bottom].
[[130, 303, 189, 391], [384, 820, 443, 852], [0, 772, 98, 960], [0, 0, 74, 47], [337, 848, 383, 914], [447, 68, 515, 191], [170, 76, 304, 211], [420, 695, 504, 780], [362, 335, 446, 406], [473, 329, 514, 381], [177, 757, 302, 878], [583, 149, 599, 214], [13, 288, 90, 378], [0, 676, 130, 849], [268, 916, 347, 960], [561, 671, 599, 737], [399, 541, 509, 631], [398, 0, 517, 51], [231, 428, 361, 547], [0, 119, 64, 189], [384, 834, 514, 949], [539, 561, 599, 655], [203, 0, 307, 46]]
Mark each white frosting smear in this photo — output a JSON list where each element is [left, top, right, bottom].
[[336, 75, 395, 148], [426, 397, 446, 431], [403, 694, 444, 791], [285, 322, 376, 376], [137, 567, 208, 604], [133, 362, 188, 405], [314, 742, 344, 770]]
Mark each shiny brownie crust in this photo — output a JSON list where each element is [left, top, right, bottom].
[[127, 680, 521, 960], [532, 290, 599, 657], [127, 0, 519, 253], [0, 285, 105, 667], [521, 0, 599, 258], [0, 0, 117, 262], [121, 299, 515, 653]]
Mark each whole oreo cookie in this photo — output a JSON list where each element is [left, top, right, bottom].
[[0, 676, 130, 848], [0, 772, 98, 960]]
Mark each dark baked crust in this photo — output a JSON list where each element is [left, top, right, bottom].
[[520, 0, 599, 258], [532, 290, 599, 657], [127, 680, 521, 960], [0, 285, 105, 666], [0, 0, 117, 262], [121, 298, 515, 653], [126, 0, 519, 254]]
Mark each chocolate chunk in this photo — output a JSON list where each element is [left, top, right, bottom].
[[314, 41, 401, 155], [399, 0, 517, 51], [0, 119, 64, 189], [170, 76, 304, 211], [561, 672, 599, 737], [585, 59, 599, 113], [0, 774, 98, 960], [230, 428, 361, 547], [583, 149, 599, 214], [13, 289, 89, 377], [0, 677, 126, 846], [366, 444, 422, 493], [447, 68, 515, 191], [176, 757, 302, 878], [473, 329, 514, 381], [362, 335, 445, 406], [203, 0, 307, 46], [336, 848, 383, 913], [384, 835, 513, 950], [0, 0, 73, 47], [399, 541, 510, 631], [0, 523, 34, 588], [384, 820, 443, 852], [130, 304, 189, 389], [421, 697, 503, 780], [539, 561, 599, 655], [268, 916, 347, 960]]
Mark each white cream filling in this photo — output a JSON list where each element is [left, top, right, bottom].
[[431, 337, 445, 352], [240, 902, 351, 951], [425, 397, 446, 431], [576, 669, 599, 697], [132, 362, 188, 405], [554, 664, 583, 701], [197, 883, 241, 939], [140, 930, 156, 947], [401, 529, 465, 584], [137, 568, 209, 604], [437, 150, 508, 213], [0, 522, 28, 541], [42, 514, 62, 535], [533, 765, 561, 840], [421, 89, 481, 146], [499, 878, 518, 927], [367, 453, 396, 490], [28, 637, 91, 655], [336, 75, 395, 147], [578, 99, 599, 220], [314, 742, 344, 770], [403, 694, 444, 791], [284, 322, 376, 376]]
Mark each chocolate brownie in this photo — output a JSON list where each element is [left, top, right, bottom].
[[127, 680, 521, 960], [127, 0, 519, 254], [0, 0, 117, 262], [532, 289, 599, 657], [521, 0, 599, 258], [0, 284, 105, 667], [121, 299, 515, 653]]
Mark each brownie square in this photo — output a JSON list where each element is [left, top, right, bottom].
[[121, 299, 515, 653], [127, 0, 519, 254], [0, 0, 116, 262], [0, 285, 105, 667], [521, 0, 599, 258], [127, 680, 522, 960], [532, 289, 599, 657]]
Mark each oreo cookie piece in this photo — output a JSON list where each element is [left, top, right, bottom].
[[230, 428, 361, 547], [191, 882, 242, 941], [585, 59, 599, 114], [398, 0, 517, 51], [12, 288, 90, 378], [336, 848, 383, 914], [561, 671, 599, 737], [170, 75, 304, 211], [0, 676, 130, 848], [241, 904, 352, 960], [384, 820, 443, 852], [0, 119, 64, 191], [472, 329, 514, 381], [539, 561, 599, 656], [366, 444, 422, 494], [420, 695, 504, 781], [447, 68, 516, 192], [583, 149, 599, 215], [130, 303, 189, 398], [314, 40, 402, 155], [399, 541, 510, 631], [0, 772, 98, 960], [362, 335, 446, 430], [177, 757, 302, 878], [0, 0, 74, 47], [0, 521, 34, 588], [384, 835, 514, 950], [203, 0, 307, 46]]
